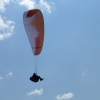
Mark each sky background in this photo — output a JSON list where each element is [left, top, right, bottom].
[[0, 0, 100, 100]]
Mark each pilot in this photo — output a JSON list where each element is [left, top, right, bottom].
[[30, 73, 44, 82]]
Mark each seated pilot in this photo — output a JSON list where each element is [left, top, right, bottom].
[[30, 73, 44, 82]]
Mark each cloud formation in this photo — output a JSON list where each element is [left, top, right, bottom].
[[82, 70, 88, 77], [55, 93, 74, 100], [19, 0, 55, 14], [38, 0, 53, 13], [19, 0, 36, 10], [6, 71, 13, 78], [0, 15, 15, 40], [0, 0, 55, 14], [26, 88, 43, 96], [0, 0, 11, 12], [0, 76, 3, 80]]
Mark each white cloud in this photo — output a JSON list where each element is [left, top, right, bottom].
[[55, 93, 74, 100], [82, 70, 88, 77], [19, 0, 36, 10], [6, 71, 13, 78], [0, 15, 15, 40], [0, 76, 3, 80], [0, 0, 11, 12], [26, 88, 43, 96], [39, 0, 52, 13], [0, 0, 22, 12], [19, 0, 55, 14], [0, 0, 55, 13]]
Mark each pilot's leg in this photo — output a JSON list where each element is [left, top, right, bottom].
[[39, 77, 44, 81]]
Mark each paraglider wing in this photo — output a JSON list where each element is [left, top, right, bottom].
[[23, 9, 44, 55]]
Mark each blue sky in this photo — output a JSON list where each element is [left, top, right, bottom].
[[0, 0, 100, 100]]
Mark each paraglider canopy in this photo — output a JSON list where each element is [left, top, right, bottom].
[[23, 9, 44, 55]]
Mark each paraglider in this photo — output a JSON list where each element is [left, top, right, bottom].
[[23, 9, 44, 82], [30, 73, 44, 82]]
